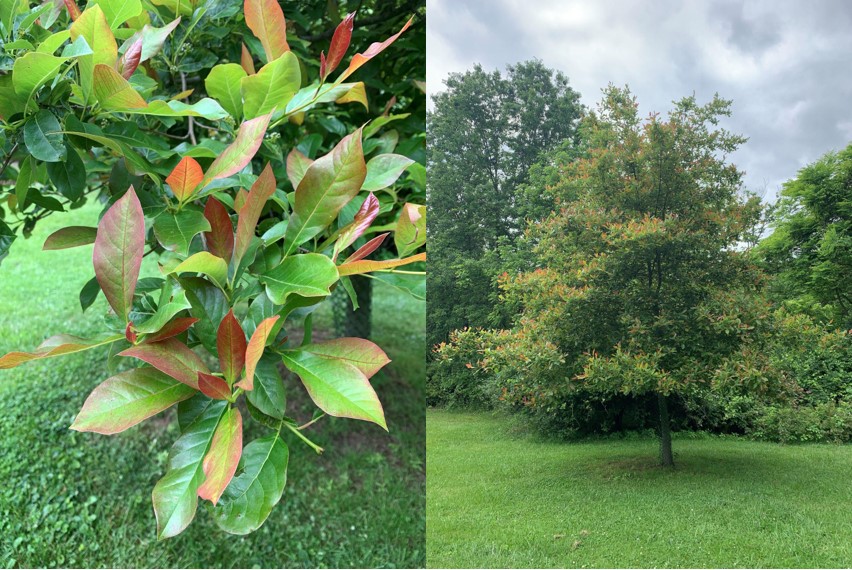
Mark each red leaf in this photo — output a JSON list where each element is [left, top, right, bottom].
[[324, 12, 355, 79], [64, 0, 81, 20], [344, 232, 388, 263], [166, 156, 205, 202], [240, 43, 256, 75], [119, 38, 143, 79], [119, 337, 209, 389], [338, 17, 413, 81], [244, 0, 289, 62], [198, 371, 232, 400], [93, 186, 145, 322], [125, 322, 137, 344], [234, 163, 276, 265], [235, 316, 279, 391], [144, 317, 199, 343], [217, 309, 246, 383], [197, 407, 242, 505], [203, 197, 235, 262], [335, 193, 379, 257]]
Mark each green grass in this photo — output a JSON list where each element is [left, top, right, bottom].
[[0, 203, 425, 568], [427, 409, 852, 568]]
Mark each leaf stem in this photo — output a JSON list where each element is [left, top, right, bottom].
[[284, 421, 324, 454]]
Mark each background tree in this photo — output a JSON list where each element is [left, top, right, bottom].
[[426, 60, 584, 353], [455, 86, 784, 466], [755, 143, 852, 328]]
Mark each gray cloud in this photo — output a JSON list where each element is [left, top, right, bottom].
[[427, 0, 852, 200]]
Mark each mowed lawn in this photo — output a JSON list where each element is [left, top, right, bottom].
[[0, 203, 425, 568], [427, 409, 852, 568]]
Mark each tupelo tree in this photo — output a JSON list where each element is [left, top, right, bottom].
[[448, 86, 782, 466], [0, 0, 424, 538]]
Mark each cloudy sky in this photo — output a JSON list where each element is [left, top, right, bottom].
[[427, 0, 852, 199]]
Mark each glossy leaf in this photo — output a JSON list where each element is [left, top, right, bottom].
[[241, 51, 300, 120], [70, 4, 117, 99], [234, 163, 276, 265], [198, 406, 242, 505], [70, 367, 195, 434], [182, 277, 229, 355], [394, 202, 426, 257], [245, 354, 285, 417], [244, 0, 289, 62], [166, 156, 204, 201], [152, 398, 227, 539], [201, 113, 272, 186], [343, 232, 388, 263], [281, 346, 387, 429], [145, 317, 198, 343], [93, 186, 145, 321], [128, 18, 180, 62], [338, 17, 413, 81], [46, 143, 86, 200], [98, 0, 143, 28], [235, 315, 279, 391], [119, 337, 210, 389], [134, 290, 192, 335], [12, 52, 65, 104], [118, 37, 142, 78], [170, 252, 228, 289], [43, 226, 97, 250], [198, 371, 231, 400], [212, 433, 288, 534], [0, 333, 123, 369], [338, 252, 425, 276], [24, 110, 65, 162], [285, 148, 312, 189], [240, 42, 255, 75], [205, 63, 247, 120], [217, 309, 246, 384], [153, 210, 210, 256], [368, 271, 426, 301], [260, 254, 339, 305], [323, 12, 354, 79], [298, 337, 390, 378], [93, 63, 147, 109], [334, 193, 379, 257], [362, 153, 414, 192], [202, 197, 235, 262], [283, 129, 367, 255]]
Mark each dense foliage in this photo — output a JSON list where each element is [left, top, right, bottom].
[[0, 0, 425, 538]]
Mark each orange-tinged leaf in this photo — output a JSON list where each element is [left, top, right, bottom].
[[93, 63, 147, 109], [198, 407, 243, 506], [343, 232, 388, 263], [300, 337, 390, 378], [70, 367, 195, 435], [337, 252, 425, 276], [244, 0, 289, 62], [201, 112, 272, 186], [202, 197, 234, 262], [233, 188, 249, 213], [286, 148, 313, 189], [166, 156, 204, 201], [217, 309, 246, 383], [338, 17, 413, 81], [70, 4, 118, 99], [93, 186, 145, 321], [240, 42, 256, 75], [0, 333, 123, 370], [64, 0, 81, 20], [234, 163, 276, 265], [236, 316, 279, 391], [119, 337, 209, 389], [198, 371, 232, 400]]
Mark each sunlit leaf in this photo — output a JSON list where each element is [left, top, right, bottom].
[[166, 156, 204, 201], [170, 252, 228, 289], [241, 51, 300, 119], [205, 63, 246, 120], [244, 0, 289, 63]]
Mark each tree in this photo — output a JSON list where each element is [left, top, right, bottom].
[[453, 86, 780, 466], [426, 60, 584, 352], [756, 144, 852, 328]]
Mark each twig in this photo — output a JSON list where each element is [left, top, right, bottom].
[[180, 73, 197, 145]]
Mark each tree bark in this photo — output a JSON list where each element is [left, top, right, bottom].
[[657, 392, 674, 467]]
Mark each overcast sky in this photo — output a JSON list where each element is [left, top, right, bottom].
[[427, 0, 852, 199]]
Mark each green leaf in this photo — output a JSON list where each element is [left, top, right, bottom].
[[169, 252, 228, 288], [362, 154, 415, 192], [153, 209, 211, 256], [152, 398, 227, 539], [281, 344, 387, 430], [70, 4, 118, 100], [205, 63, 247, 120], [368, 271, 425, 301], [12, 52, 65, 105], [246, 355, 286, 418], [43, 226, 97, 250], [182, 277, 228, 355], [394, 202, 426, 257], [46, 143, 86, 200], [260, 253, 338, 305], [70, 367, 195, 434], [295, 337, 390, 378], [15, 155, 34, 206], [197, 406, 243, 505], [241, 52, 300, 120], [93, 186, 145, 321], [134, 290, 193, 335], [36, 30, 72, 54], [212, 433, 288, 535], [200, 113, 272, 187], [97, 0, 143, 28], [0, 220, 14, 267], [24, 110, 66, 162], [285, 81, 369, 115], [0, 74, 25, 120], [138, 99, 229, 120], [80, 276, 102, 311], [283, 129, 366, 255]]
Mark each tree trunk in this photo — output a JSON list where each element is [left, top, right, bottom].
[[332, 276, 373, 338], [657, 392, 674, 467]]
